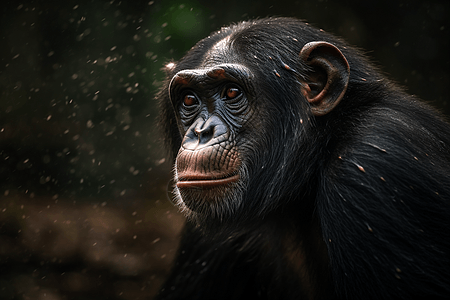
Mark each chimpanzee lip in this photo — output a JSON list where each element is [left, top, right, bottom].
[[177, 172, 240, 189]]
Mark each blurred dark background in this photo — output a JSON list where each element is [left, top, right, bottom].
[[0, 0, 448, 299]]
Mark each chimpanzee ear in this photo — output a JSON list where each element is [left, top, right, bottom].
[[299, 41, 350, 116]]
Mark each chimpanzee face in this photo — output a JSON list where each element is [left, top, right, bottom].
[[166, 31, 349, 220]]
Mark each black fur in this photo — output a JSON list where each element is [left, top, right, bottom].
[[157, 18, 450, 299]]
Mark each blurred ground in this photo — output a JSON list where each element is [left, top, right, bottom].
[[0, 191, 184, 300]]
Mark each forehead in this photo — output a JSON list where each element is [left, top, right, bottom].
[[169, 35, 252, 89], [202, 36, 234, 67]]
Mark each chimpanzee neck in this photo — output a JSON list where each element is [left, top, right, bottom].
[[191, 207, 333, 299]]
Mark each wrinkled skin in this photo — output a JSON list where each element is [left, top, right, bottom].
[[168, 64, 254, 217]]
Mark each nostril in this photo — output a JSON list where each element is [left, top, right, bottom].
[[204, 127, 213, 136], [196, 127, 214, 142]]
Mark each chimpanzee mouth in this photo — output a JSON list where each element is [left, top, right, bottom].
[[176, 172, 240, 189]]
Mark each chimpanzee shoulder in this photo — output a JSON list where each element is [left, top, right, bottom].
[[318, 92, 450, 298]]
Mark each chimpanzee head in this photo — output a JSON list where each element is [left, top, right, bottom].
[[158, 18, 350, 222]]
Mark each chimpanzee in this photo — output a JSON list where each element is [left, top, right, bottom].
[[156, 18, 450, 300]]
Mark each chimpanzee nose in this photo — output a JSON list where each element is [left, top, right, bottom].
[[182, 116, 228, 150]]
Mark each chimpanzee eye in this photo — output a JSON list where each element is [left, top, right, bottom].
[[183, 94, 198, 107], [225, 86, 242, 100]]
